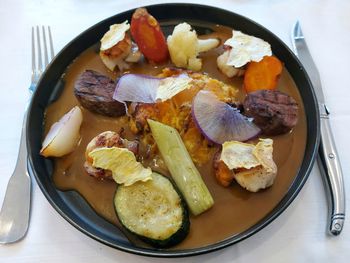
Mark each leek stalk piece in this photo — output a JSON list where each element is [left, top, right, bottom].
[[148, 119, 214, 216]]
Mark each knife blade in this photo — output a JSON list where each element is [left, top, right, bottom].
[[291, 21, 345, 235]]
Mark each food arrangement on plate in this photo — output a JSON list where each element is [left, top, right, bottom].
[[39, 8, 306, 249]]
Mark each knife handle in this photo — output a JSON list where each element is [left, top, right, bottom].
[[317, 108, 345, 235]]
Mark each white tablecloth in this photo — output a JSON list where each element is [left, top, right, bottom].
[[0, 0, 349, 262]]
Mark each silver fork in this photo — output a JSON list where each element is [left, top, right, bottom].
[[0, 26, 54, 244]]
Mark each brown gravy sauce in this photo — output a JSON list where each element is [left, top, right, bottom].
[[45, 25, 307, 249]]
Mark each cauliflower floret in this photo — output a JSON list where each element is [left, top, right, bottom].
[[167, 22, 219, 71]]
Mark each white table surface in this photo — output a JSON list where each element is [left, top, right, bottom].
[[0, 0, 349, 262]]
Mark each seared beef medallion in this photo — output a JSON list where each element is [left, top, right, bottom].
[[74, 70, 125, 117], [243, 90, 298, 135]]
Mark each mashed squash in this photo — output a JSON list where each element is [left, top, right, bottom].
[[129, 68, 238, 165]]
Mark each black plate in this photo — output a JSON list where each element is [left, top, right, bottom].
[[27, 3, 319, 258]]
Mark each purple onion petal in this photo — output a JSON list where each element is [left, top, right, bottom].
[[113, 73, 163, 103], [192, 90, 261, 144], [113, 73, 191, 105]]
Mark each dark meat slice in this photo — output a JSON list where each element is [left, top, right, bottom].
[[74, 70, 125, 117], [84, 131, 139, 180], [243, 90, 298, 135]]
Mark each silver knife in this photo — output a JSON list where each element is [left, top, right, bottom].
[[291, 21, 345, 235]]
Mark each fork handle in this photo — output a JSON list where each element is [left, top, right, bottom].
[[317, 114, 346, 235], [0, 112, 31, 244]]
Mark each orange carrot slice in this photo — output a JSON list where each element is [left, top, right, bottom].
[[244, 56, 283, 93], [131, 8, 168, 63]]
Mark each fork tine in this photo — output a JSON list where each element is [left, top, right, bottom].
[[48, 26, 54, 60], [31, 25, 54, 90], [36, 26, 43, 73], [42, 26, 49, 67], [31, 27, 36, 83]]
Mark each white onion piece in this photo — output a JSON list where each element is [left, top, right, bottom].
[[113, 73, 191, 104], [40, 106, 83, 157], [192, 91, 260, 144]]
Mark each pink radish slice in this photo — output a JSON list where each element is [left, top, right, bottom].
[[192, 90, 260, 144]]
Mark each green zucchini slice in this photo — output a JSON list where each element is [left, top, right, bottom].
[[114, 172, 190, 248]]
